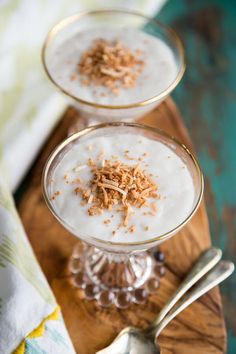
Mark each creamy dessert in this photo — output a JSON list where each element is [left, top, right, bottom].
[[48, 27, 178, 105], [48, 132, 195, 243]]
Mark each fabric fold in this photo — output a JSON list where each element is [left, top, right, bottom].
[[0, 177, 76, 353]]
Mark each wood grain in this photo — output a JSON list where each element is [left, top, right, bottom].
[[158, 3, 236, 350], [17, 98, 226, 354]]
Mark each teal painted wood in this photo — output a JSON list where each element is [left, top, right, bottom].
[[157, 1, 236, 352]]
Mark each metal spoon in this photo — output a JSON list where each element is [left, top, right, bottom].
[[149, 247, 222, 330], [96, 247, 221, 352], [96, 260, 234, 354]]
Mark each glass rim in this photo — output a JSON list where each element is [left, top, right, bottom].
[[41, 8, 186, 110], [42, 122, 204, 248]]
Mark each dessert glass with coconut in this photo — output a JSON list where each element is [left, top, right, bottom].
[[42, 10, 185, 127], [42, 123, 203, 308]]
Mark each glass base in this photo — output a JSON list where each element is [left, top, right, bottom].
[[69, 242, 165, 308]]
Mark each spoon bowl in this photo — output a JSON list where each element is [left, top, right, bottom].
[[96, 258, 234, 354], [97, 327, 160, 354]]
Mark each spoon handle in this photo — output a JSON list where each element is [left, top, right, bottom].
[[148, 247, 222, 331], [151, 260, 234, 339]]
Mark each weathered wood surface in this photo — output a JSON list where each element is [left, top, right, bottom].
[[157, 2, 236, 353], [17, 98, 226, 353]]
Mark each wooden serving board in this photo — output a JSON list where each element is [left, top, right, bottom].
[[17, 98, 226, 354]]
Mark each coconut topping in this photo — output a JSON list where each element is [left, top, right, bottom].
[[78, 38, 145, 94], [74, 159, 159, 227]]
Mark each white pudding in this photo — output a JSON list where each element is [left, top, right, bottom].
[[48, 27, 178, 106], [48, 132, 196, 244]]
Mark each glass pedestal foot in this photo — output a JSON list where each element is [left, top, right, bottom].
[[69, 242, 165, 308]]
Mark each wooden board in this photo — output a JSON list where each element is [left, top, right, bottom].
[[17, 98, 226, 354]]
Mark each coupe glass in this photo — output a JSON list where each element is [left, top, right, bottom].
[[42, 10, 185, 128], [42, 123, 203, 308]]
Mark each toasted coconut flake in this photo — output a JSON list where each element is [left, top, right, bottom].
[[140, 187, 154, 197], [139, 199, 147, 208], [70, 74, 77, 81], [101, 186, 108, 206], [74, 157, 159, 229], [129, 225, 135, 233], [74, 165, 87, 172], [74, 187, 80, 195], [103, 178, 119, 187], [98, 182, 127, 196], [104, 219, 111, 224], [133, 164, 140, 176], [123, 205, 130, 227], [78, 38, 145, 94], [72, 178, 82, 184], [50, 190, 61, 201], [151, 202, 157, 213], [88, 205, 103, 216]]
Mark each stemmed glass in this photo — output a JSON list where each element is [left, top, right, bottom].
[[42, 122, 203, 308], [42, 9, 185, 129]]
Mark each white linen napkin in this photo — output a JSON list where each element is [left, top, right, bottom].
[[0, 1, 166, 353], [0, 176, 76, 354]]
